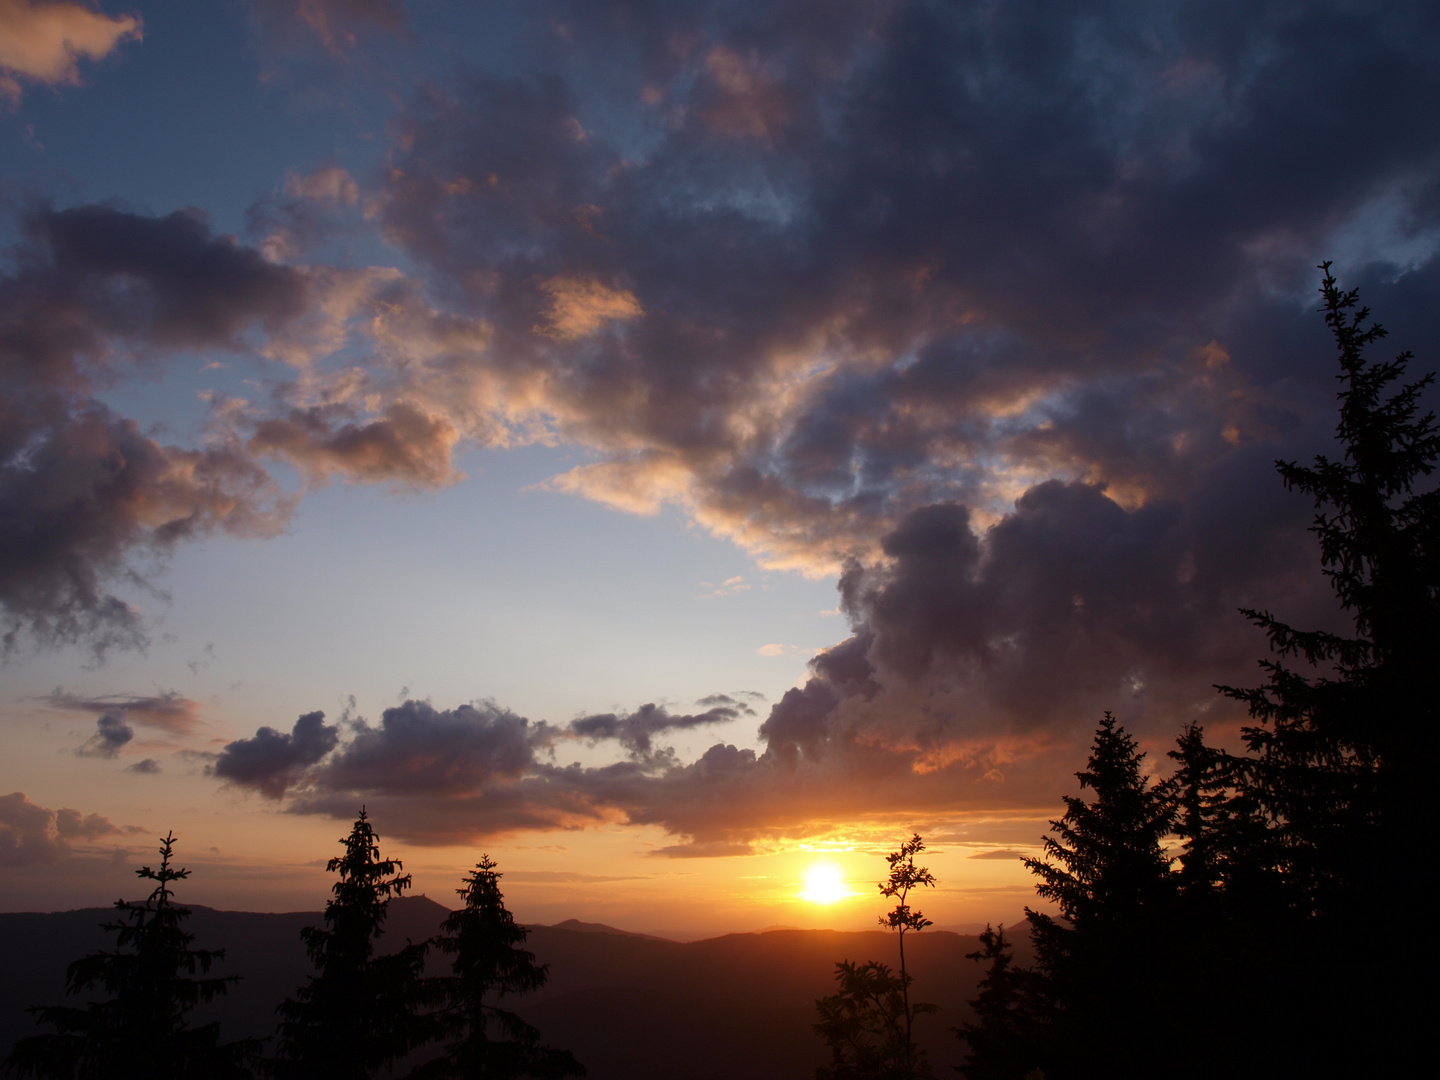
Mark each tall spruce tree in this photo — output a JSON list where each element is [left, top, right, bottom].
[[1020, 714, 1175, 1080], [1213, 263, 1438, 1073], [1, 833, 257, 1080], [272, 809, 434, 1080], [423, 855, 583, 1079]]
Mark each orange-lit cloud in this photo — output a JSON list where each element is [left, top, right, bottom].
[[0, 0, 141, 107], [537, 276, 644, 340], [5, 0, 1434, 868]]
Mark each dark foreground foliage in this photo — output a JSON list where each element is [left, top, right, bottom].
[[272, 809, 435, 1080], [815, 835, 937, 1080], [418, 855, 584, 1079], [4, 818, 583, 1080], [957, 265, 1437, 1079], [1, 833, 259, 1080]]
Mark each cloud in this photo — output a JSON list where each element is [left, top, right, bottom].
[[328, 0, 1438, 587], [699, 576, 750, 599], [0, 791, 135, 866], [244, 0, 407, 58], [285, 164, 359, 206], [46, 690, 202, 736], [969, 849, 1027, 861], [0, 203, 305, 653], [12, 2, 1440, 844], [76, 712, 132, 758], [0, 0, 142, 107], [208, 466, 1338, 849], [48, 691, 198, 759], [537, 276, 644, 341], [248, 402, 463, 488], [567, 701, 743, 757], [210, 710, 341, 798]]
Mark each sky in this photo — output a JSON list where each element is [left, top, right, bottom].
[[1, 0, 1437, 938]]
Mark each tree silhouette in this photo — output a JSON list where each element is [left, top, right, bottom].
[[815, 835, 937, 1080], [272, 809, 434, 1080], [963, 265, 1437, 1079], [954, 925, 1042, 1080], [421, 855, 583, 1079], [1019, 714, 1175, 1080], [1220, 261, 1438, 901], [1, 833, 257, 1080], [878, 835, 936, 1077], [1211, 262, 1439, 1074], [813, 960, 916, 1080]]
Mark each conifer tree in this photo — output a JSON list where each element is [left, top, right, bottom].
[[1213, 263, 1439, 1073], [1020, 714, 1174, 1080], [1165, 723, 1272, 904], [1220, 262, 1439, 910], [1, 833, 257, 1080], [424, 855, 583, 1079], [955, 926, 1043, 1080], [272, 809, 434, 1080]]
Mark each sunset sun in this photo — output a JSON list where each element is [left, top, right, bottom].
[[798, 863, 852, 905]]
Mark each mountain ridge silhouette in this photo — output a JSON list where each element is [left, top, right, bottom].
[[1, 895, 1005, 1078]]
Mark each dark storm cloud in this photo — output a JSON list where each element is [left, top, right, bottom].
[[2, 204, 306, 388], [196, 0, 1439, 849], [340, 0, 1439, 576], [210, 710, 342, 798], [69, 0, 1440, 846], [568, 701, 744, 756], [0, 204, 306, 652], [0, 791, 136, 867]]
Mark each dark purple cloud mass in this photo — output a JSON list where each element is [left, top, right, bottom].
[[210, 710, 342, 798], [7, 2, 1439, 839], [0, 205, 305, 653]]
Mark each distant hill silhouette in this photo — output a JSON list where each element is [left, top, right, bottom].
[[1, 896, 1015, 1079]]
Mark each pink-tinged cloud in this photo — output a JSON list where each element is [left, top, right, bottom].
[[0, 0, 141, 107], [45, 690, 203, 736], [0, 791, 139, 867]]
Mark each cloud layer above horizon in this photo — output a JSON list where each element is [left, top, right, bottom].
[[4, 0, 1439, 850]]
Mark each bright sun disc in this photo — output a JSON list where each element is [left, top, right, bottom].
[[799, 863, 849, 905]]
